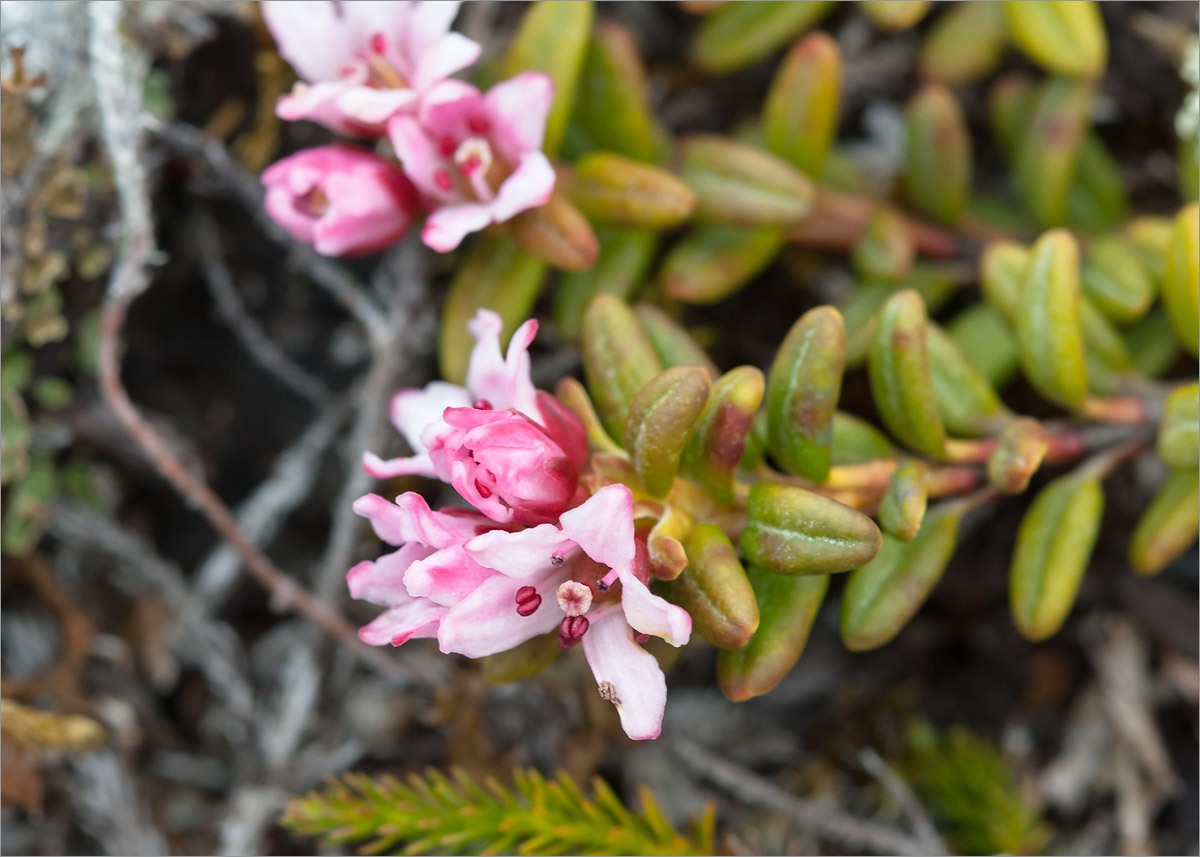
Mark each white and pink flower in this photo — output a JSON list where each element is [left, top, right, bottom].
[[388, 73, 557, 252], [262, 0, 481, 137], [262, 144, 422, 256], [349, 310, 692, 740]]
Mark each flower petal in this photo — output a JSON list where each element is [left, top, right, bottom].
[[464, 310, 540, 416], [347, 543, 436, 606], [421, 202, 493, 252], [436, 566, 565, 657], [403, 546, 497, 606], [358, 599, 445, 646], [483, 72, 555, 164], [389, 382, 472, 452], [362, 450, 437, 479], [352, 492, 492, 548], [487, 151, 556, 224], [334, 86, 419, 128], [388, 114, 451, 199], [463, 523, 572, 577], [417, 78, 486, 141], [411, 32, 482, 93], [262, 1, 357, 84], [616, 570, 692, 647], [559, 484, 637, 575], [581, 608, 668, 740]]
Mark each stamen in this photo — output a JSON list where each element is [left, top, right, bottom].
[[597, 681, 620, 704], [472, 399, 493, 410], [597, 568, 619, 591], [370, 32, 387, 54], [453, 138, 495, 202], [434, 170, 453, 191], [555, 581, 592, 617], [515, 585, 541, 617], [468, 116, 490, 135], [474, 480, 493, 499], [549, 554, 565, 567], [557, 615, 589, 649], [634, 632, 651, 644]]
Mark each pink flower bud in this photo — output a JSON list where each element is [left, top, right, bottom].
[[427, 407, 579, 526], [262, 145, 421, 257]]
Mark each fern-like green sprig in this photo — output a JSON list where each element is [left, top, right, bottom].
[[280, 766, 716, 856]]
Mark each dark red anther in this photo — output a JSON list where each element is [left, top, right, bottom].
[[472, 399, 493, 410], [468, 116, 490, 135], [459, 155, 482, 175], [370, 32, 387, 53], [596, 579, 609, 592], [434, 170, 454, 191], [439, 136, 456, 157], [634, 632, 651, 644], [515, 585, 541, 617], [474, 479, 493, 499], [549, 554, 565, 567], [557, 615, 589, 648]]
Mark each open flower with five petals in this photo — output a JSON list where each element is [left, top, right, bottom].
[[263, 0, 481, 137], [388, 73, 557, 252]]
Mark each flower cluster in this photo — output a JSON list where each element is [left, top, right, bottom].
[[349, 311, 692, 740], [260, 1, 556, 255]]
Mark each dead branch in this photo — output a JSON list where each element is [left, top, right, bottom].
[[673, 737, 937, 856]]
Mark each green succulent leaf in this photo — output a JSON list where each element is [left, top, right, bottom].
[[868, 289, 947, 456], [878, 459, 928, 543], [581, 295, 664, 439], [717, 566, 828, 701], [681, 135, 814, 227], [568, 152, 696, 228], [624, 365, 712, 497], [1014, 230, 1088, 408], [766, 306, 846, 482], [692, 1, 834, 74], [1010, 473, 1104, 641], [502, 0, 595, 158], [1158, 382, 1199, 470], [841, 508, 960, 651], [634, 304, 719, 374], [676, 524, 760, 649], [904, 84, 972, 225], [1004, 1, 1107, 78], [1163, 202, 1200, 356], [919, 1, 1007, 85], [1129, 471, 1200, 577], [682, 366, 765, 503], [660, 224, 785, 305], [741, 482, 882, 576], [763, 31, 841, 175], [555, 227, 658, 338]]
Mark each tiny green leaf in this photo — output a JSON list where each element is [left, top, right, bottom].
[[682, 366, 765, 503], [741, 482, 882, 576], [763, 31, 841, 175], [1158, 382, 1199, 470], [904, 83, 972, 225], [717, 566, 828, 701], [926, 321, 1009, 437], [766, 306, 845, 481], [624, 366, 712, 496], [568, 152, 696, 228], [676, 524, 760, 649], [1163, 202, 1200, 356], [634, 304, 719, 374], [878, 459, 928, 542], [987, 417, 1048, 495], [692, 1, 834, 74], [868, 289, 947, 456], [1129, 471, 1199, 577], [660, 224, 784, 305], [1013, 77, 1093, 226], [554, 227, 658, 338], [1081, 234, 1154, 324], [841, 508, 960, 650], [680, 134, 814, 227], [1010, 473, 1104, 641], [1004, 1, 1107, 78], [581, 295, 664, 439], [919, 1, 1007, 85], [1014, 230, 1088, 408]]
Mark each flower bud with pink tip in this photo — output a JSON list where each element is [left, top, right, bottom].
[[262, 144, 421, 256], [388, 73, 557, 252]]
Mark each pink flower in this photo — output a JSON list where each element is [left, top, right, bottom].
[[351, 482, 692, 740], [262, 1, 481, 137], [262, 144, 421, 256], [364, 309, 588, 526], [387, 73, 557, 252]]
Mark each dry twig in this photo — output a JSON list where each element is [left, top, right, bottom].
[[673, 738, 934, 856]]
